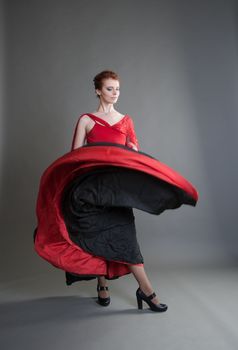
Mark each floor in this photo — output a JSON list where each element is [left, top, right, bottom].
[[0, 265, 238, 350]]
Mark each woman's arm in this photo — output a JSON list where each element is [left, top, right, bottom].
[[126, 116, 140, 151], [71, 115, 89, 151]]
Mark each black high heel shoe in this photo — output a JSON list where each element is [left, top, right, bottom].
[[97, 284, 110, 306], [136, 287, 168, 312]]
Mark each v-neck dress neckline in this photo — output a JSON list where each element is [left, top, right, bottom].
[[86, 113, 127, 127]]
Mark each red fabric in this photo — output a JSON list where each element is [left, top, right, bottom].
[[34, 113, 199, 279]]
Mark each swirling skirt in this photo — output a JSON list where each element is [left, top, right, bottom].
[[33, 142, 199, 284]]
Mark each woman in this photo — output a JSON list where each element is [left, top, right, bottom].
[[34, 70, 199, 312]]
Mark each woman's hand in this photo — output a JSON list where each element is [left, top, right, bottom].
[[127, 141, 138, 151]]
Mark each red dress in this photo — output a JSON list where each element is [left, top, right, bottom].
[[34, 113, 199, 285], [79, 113, 139, 150]]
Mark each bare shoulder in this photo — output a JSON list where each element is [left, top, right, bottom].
[[78, 114, 91, 124]]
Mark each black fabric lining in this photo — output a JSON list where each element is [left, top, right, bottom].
[[61, 167, 145, 265], [65, 271, 127, 284], [61, 166, 195, 266]]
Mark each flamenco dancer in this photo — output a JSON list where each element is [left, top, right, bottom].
[[34, 70, 199, 312]]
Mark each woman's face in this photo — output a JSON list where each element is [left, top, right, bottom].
[[96, 78, 120, 103]]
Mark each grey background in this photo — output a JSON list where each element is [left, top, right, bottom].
[[1, 0, 238, 282]]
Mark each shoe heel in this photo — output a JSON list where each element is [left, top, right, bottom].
[[136, 287, 168, 312], [136, 295, 143, 309]]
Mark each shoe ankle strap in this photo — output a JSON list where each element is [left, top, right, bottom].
[[97, 285, 109, 291], [147, 292, 156, 300], [138, 288, 156, 300]]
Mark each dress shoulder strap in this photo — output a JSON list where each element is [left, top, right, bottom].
[[85, 114, 110, 127]]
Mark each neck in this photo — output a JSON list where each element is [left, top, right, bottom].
[[97, 102, 115, 114]]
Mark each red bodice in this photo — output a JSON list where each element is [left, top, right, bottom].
[[71, 113, 140, 151]]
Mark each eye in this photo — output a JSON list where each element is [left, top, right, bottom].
[[106, 87, 120, 91]]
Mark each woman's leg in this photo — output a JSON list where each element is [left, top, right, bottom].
[[97, 275, 109, 298], [128, 264, 160, 304]]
